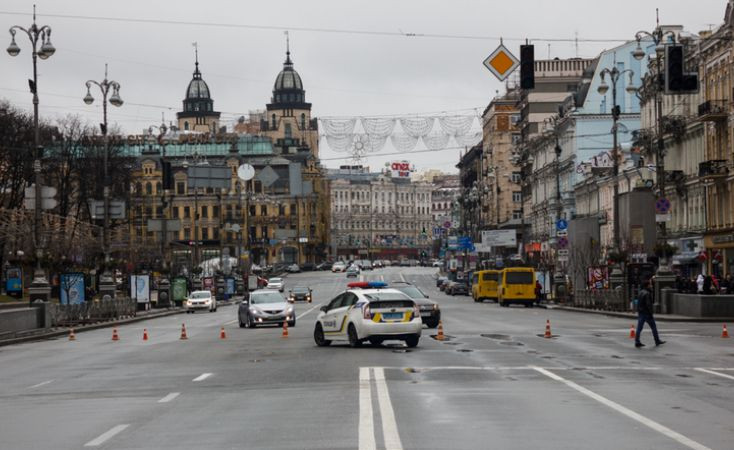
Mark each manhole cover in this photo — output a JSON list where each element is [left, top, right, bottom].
[[392, 349, 412, 353], [249, 359, 263, 363], [500, 341, 524, 346], [430, 334, 455, 341], [481, 334, 511, 340], [404, 368, 419, 374], [456, 348, 473, 353], [536, 334, 559, 338]]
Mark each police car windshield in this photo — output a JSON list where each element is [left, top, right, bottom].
[[364, 293, 410, 301], [251, 292, 285, 304]]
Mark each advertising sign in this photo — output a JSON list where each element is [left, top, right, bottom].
[[448, 236, 459, 250], [60, 273, 86, 305], [390, 160, 413, 178], [130, 275, 150, 303], [226, 278, 235, 295], [587, 267, 609, 290], [5, 267, 22, 297], [172, 278, 188, 302], [481, 230, 517, 247]]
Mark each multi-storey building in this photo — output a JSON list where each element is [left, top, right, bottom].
[[328, 166, 432, 261], [176, 54, 221, 133]]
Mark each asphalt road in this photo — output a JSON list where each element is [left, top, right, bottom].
[[0, 267, 732, 450]]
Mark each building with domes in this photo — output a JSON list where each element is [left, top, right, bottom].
[[176, 49, 220, 132]]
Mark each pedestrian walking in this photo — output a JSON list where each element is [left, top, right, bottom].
[[535, 280, 543, 305], [635, 278, 665, 348], [696, 273, 705, 293]]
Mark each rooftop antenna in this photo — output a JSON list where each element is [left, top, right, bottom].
[[284, 30, 292, 64], [575, 30, 579, 57], [547, 43, 551, 59], [192, 42, 199, 73], [656, 8, 660, 29]]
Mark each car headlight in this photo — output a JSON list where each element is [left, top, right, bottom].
[[249, 306, 262, 315], [286, 305, 295, 314], [433, 304, 439, 311], [186, 300, 192, 306]]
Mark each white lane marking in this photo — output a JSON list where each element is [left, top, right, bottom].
[[84, 424, 130, 447], [399, 272, 406, 282], [533, 367, 711, 450], [359, 274, 365, 282], [695, 368, 734, 381], [297, 303, 323, 320], [359, 367, 376, 450], [373, 367, 403, 450], [157, 392, 181, 403], [28, 380, 54, 389], [192, 373, 213, 382], [223, 319, 238, 325], [380, 275, 385, 282]]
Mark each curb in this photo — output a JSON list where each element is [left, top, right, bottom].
[[554, 306, 734, 323], [0, 308, 186, 347]]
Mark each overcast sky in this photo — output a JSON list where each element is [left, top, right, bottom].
[[0, 0, 727, 172]]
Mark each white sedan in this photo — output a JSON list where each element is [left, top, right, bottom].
[[313, 281, 422, 348], [185, 290, 217, 313], [266, 277, 285, 292]]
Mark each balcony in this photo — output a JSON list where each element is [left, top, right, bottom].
[[697, 100, 728, 122], [698, 160, 729, 179]]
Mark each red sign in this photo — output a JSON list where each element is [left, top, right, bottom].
[[390, 161, 412, 178]]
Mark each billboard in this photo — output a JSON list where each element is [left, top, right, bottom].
[[130, 274, 150, 303], [390, 160, 413, 178], [481, 230, 517, 247], [60, 273, 86, 305]]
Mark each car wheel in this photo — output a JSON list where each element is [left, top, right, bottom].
[[247, 315, 256, 328], [314, 323, 331, 347], [369, 337, 383, 346], [289, 318, 296, 327], [347, 324, 362, 348], [525, 303, 533, 308], [425, 319, 438, 329], [405, 335, 419, 348], [474, 297, 482, 303]]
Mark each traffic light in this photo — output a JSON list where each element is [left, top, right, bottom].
[[665, 44, 698, 94], [520, 45, 535, 90]]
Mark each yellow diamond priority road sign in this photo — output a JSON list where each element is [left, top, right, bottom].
[[483, 44, 519, 81]]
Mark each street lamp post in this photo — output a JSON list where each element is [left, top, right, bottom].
[[598, 65, 637, 278], [83, 64, 123, 298], [7, 5, 56, 301], [543, 114, 568, 300], [148, 120, 169, 270], [633, 16, 677, 274]]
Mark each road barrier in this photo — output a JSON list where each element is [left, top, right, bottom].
[[143, 328, 149, 341], [49, 297, 136, 327], [220, 327, 226, 339], [544, 320, 552, 338], [629, 324, 636, 339], [723, 324, 729, 338], [111, 327, 119, 341], [180, 324, 188, 340], [281, 320, 288, 338], [572, 290, 628, 312]]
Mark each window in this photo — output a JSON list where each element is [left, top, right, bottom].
[[513, 211, 523, 220], [249, 205, 256, 216], [201, 206, 208, 218], [300, 113, 306, 129], [145, 182, 152, 195], [512, 192, 522, 203], [271, 114, 277, 129], [285, 123, 292, 138], [511, 172, 521, 183], [511, 114, 521, 125], [184, 121, 189, 131], [173, 207, 179, 218], [202, 228, 209, 240], [176, 182, 185, 195], [212, 206, 219, 218], [183, 228, 190, 239], [184, 206, 190, 218], [512, 134, 521, 145], [261, 205, 267, 215], [290, 204, 297, 215]]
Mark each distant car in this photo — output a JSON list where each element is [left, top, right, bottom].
[[446, 281, 469, 296], [239, 289, 295, 328], [266, 277, 285, 292], [382, 260, 392, 267], [332, 261, 347, 273], [185, 290, 217, 313], [391, 282, 441, 328], [251, 264, 263, 274], [357, 260, 373, 271], [439, 278, 451, 291], [313, 284, 421, 348], [372, 260, 384, 269], [286, 264, 301, 273], [346, 265, 360, 278], [436, 276, 448, 288], [289, 286, 313, 303], [316, 261, 333, 271], [399, 260, 410, 267], [301, 262, 315, 271], [432, 260, 443, 267]]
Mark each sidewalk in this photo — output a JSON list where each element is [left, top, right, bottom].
[[551, 305, 734, 323], [0, 306, 185, 347]]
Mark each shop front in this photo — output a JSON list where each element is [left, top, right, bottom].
[[704, 232, 734, 278], [671, 236, 705, 279]]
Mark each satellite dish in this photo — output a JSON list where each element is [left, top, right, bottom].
[[237, 164, 255, 181]]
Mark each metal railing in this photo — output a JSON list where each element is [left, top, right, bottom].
[[571, 289, 630, 312], [48, 297, 136, 327]]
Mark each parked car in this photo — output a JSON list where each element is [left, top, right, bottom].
[[432, 260, 443, 267], [357, 260, 373, 271], [185, 290, 217, 313], [239, 289, 295, 328], [316, 261, 333, 271], [446, 281, 469, 296], [439, 278, 451, 291], [436, 276, 449, 288], [391, 281, 441, 328], [251, 264, 263, 274], [286, 264, 301, 273], [301, 262, 315, 271], [266, 277, 285, 292], [372, 260, 384, 269], [346, 265, 360, 278], [332, 261, 347, 273]]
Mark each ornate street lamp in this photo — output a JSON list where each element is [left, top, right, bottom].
[[7, 5, 56, 301]]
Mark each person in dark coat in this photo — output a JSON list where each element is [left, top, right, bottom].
[[635, 278, 665, 348], [703, 276, 713, 295]]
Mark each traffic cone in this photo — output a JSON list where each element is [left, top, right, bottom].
[[281, 320, 289, 338], [629, 324, 636, 339], [436, 320, 445, 341], [220, 327, 227, 340], [68, 328, 76, 341], [722, 324, 730, 339], [143, 328, 149, 341], [111, 327, 119, 341], [180, 324, 188, 340], [544, 320, 552, 338]]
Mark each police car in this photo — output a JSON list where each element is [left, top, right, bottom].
[[313, 281, 422, 348]]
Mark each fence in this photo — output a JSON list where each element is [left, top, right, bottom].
[[571, 289, 630, 312], [48, 297, 136, 327]]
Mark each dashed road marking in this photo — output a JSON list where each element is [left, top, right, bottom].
[[84, 424, 129, 447], [223, 319, 238, 325], [533, 367, 711, 450], [157, 392, 180, 403], [695, 368, 734, 381], [28, 380, 54, 389], [359, 367, 376, 450], [297, 303, 323, 320], [192, 373, 213, 382], [373, 367, 403, 450]]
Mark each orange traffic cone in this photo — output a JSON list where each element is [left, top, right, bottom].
[[629, 324, 636, 339], [111, 327, 119, 341], [436, 320, 445, 341], [69, 328, 76, 341], [722, 324, 730, 339], [143, 328, 149, 341], [544, 320, 552, 339], [180, 324, 188, 340], [281, 320, 289, 338], [220, 327, 227, 340]]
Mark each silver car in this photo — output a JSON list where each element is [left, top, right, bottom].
[[266, 277, 285, 292], [239, 290, 295, 328]]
